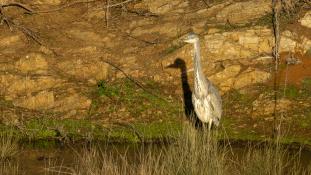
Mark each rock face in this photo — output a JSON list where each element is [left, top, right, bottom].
[[216, 0, 271, 24], [280, 30, 311, 54], [29, 0, 62, 5], [1, 0, 309, 120], [252, 95, 292, 116], [142, 0, 188, 15], [0, 51, 97, 118], [233, 68, 271, 89], [299, 11, 311, 28], [13, 91, 55, 110], [15, 53, 49, 74], [205, 27, 273, 61]]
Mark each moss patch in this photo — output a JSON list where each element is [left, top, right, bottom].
[[90, 79, 179, 121], [0, 118, 182, 144]]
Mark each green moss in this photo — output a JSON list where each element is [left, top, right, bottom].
[[0, 118, 183, 143], [93, 79, 179, 120], [225, 89, 254, 106], [302, 77, 311, 90], [284, 85, 299, 99], [298, 110, 311, 129], [97, 80, 120, 97], [134, 122, 182, 140]]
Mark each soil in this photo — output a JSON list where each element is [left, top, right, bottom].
[[278, 52, 311, 86]]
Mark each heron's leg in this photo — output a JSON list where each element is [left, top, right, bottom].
[[208, 119, 213, 131], [202, 123, 207, 132]]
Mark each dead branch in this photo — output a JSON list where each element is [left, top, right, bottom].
[[0, 12, 42, 45], [0, 3, 42, 45], [2, 2, 34, 13]]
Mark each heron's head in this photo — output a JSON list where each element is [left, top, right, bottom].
[[183, 33, 199, 44]]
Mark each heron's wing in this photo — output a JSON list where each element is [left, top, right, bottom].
[[208, 85, 222, 120], [192, 93, 208, 123]]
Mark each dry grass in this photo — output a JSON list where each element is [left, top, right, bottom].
[[47, 124, 311, 175], [0, 160, 19, 175], [0, 131, 19, 175], [0, 131, 18, 160]]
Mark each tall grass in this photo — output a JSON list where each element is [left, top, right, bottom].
[[0, 131, 18, 160], [0, 161, 19, 175], [48, 125, 310, 175], [0, 131, 19, 175]]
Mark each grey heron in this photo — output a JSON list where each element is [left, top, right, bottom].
[[184, 32, 222, 130]]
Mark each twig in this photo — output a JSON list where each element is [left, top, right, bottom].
[[105, 0, 110, 28], [0, 13, 42, 45], [113, 122, 143, 142], [2, 2, 34, 13], [0, 4, 42, 45], [201, 0, 211, 8]]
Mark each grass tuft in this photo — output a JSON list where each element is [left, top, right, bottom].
[[0, 131, 18, 160]]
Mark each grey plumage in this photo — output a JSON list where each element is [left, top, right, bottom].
[[184, 33, 222, 130]]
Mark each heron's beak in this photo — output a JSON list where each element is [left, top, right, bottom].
[[183, 37, 191, 43]]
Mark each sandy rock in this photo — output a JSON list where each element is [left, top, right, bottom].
[[0, 75, 63, 98], [15, 53, 49, 74], [57, 58, 109, 82], [142, 0, 188, 15], [129, 18, 155, 29], [67, 29, 117, 47], [210, 64, 241, 84], [299, 11, 311, 28], [280, 30, 311, 54], [0, 0, 9, 4], [30, 0, 61, 5], [194, 1, 233, 18], [218, 78, 236, 92], [253, 56, 273, 65], [84, 7, 106, 21], [202, 28, 310, 61], [252, 95, 292, 116], [13, 91, 55, 110], [280, 30, 297, 52], [234, 68, 271, 89], [301, 36, 311, 54], [131, 22, 180, 38], [210, 64, 241, 92], [205, 27, 273, 61], [54, 93, 91, 112], [216, 0, 271, 24], [0, 35, 22, 47]]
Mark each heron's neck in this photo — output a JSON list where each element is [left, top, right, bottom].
[[193, 41, 204, 79]]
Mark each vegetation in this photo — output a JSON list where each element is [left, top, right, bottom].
[[0, 131, 18, 160], [0, 131, 19, 175], [46, 125, 311, 175], [90, 79, 179, 121]]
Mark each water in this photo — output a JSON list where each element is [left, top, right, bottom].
[[2, 141, 311, 175]]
